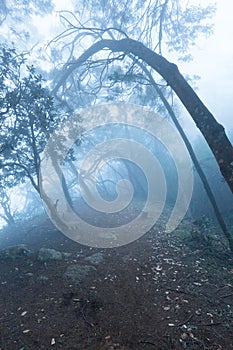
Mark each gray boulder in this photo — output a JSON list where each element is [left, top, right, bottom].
[[84, 252, 104, 266], [37, 248, 64, 261], [0, 244, 33, 260], [63, 264, 96, 285]]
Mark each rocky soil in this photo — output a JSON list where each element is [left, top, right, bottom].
[[0, 217, 232, 349]]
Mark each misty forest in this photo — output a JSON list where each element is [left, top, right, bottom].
[[0, 0, 233, 349]]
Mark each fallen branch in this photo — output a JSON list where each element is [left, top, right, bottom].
[[177, 314, 194, 327], [221, 293, 233, 299], [80, 302, 95, 327], [139, 340, 156, 347]]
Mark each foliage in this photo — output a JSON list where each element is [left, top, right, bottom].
[[0, 45, 60, 193], [50, 0, 216, 110], [60, 0, 215, 57], [0, 0, 55, 59], [0, 0, 54, 25]]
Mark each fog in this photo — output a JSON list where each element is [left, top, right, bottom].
[[1, 2, 233, 349], [0, 0, 232, 230]]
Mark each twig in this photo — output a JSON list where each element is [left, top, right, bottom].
[[177, 314, 194, 327], [167, 288, 189, 295], [217, 284, 233, 293], [194, 322, 224, 327], [221, 293, 233, 298], [139, 340, 156, 347], [80, 303, 94, 327]]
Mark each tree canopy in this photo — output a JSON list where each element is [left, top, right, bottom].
[[0, 45, 60, 193]]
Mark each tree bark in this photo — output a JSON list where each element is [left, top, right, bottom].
[[53, 38, 233, 193], [138, 63, 233, 251]]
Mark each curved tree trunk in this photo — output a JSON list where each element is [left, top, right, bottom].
[[138, 63, 233, 251], [53, 38, 233, 193]]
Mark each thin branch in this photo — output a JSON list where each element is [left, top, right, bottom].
[[0, 162, 39, 193]]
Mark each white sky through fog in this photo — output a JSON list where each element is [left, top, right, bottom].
[[1, 0, 232, 129], [31, 0, 233, 135], [179, 0, 233, 137]]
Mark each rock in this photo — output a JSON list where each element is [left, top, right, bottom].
[[0, 244, 33, 260], [36, 275, 49, 283], [37, 248, 72, 262], [37, 248, 63, 261], [63, 264, 96, 285], [122, 254, 131, 264], [84, 252, 104, 266], [63, 252, 72, 259], [25, 272, 34, 277]]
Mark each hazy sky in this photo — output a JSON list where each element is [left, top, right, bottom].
[[1, 0, 232, 134], [180, 0, 233, 135], [36, 0, 233, 136], [0, 0, 230, 136]]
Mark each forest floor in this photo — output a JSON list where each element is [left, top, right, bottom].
[[0, 215, 233, 350]]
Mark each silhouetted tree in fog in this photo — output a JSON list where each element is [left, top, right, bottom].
[[0, 46, 60, 194]]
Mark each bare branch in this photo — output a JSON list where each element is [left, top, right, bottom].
[[52, 38, 233, 193]]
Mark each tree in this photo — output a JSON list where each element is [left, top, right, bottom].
[[48, 3, 233, 250], [52, 37, 233, 194], [139, 64, 233, 251], [0, 185, 16, 225], [61, 0, 215, 58], [49, 1, 215, 110], [0, 45, 60, 194]]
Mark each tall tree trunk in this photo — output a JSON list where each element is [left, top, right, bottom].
[[53, 38, 233, 193], [138, 63, 233, 252]]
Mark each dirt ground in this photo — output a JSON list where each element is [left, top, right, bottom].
[[0, 217, 232, 350]]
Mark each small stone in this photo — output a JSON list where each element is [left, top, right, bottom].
[[25, 273, 34, 277], [195, 308, 202, 315], [163, 306, 170, 311], [38, 248, 63, 261], [36, 275, 49, 283], [193, 282, 202, 286], [84, 252, 104, 265], [63, 264, 96, 285], [0, 245, 33, 260]]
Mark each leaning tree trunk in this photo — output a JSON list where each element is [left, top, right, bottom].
[[53, 38, 233, 193], [137, 62, 233, 252]]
